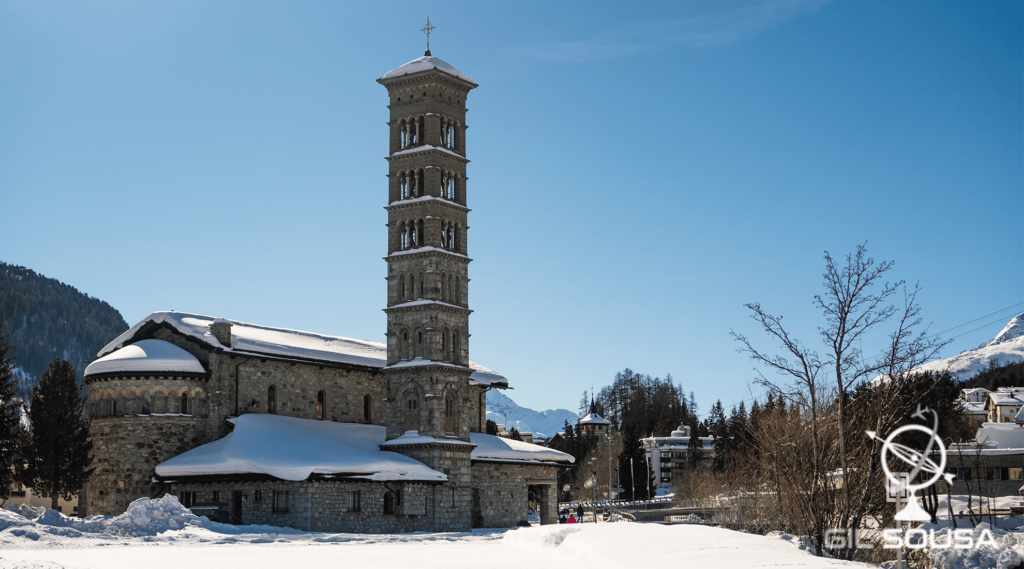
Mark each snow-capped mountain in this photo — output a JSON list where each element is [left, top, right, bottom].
[[914, 313, 1024, 380], [485, 390, 578, 439]]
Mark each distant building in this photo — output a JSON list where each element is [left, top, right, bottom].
[[985, 391, 1024, 423], [960, 387, 991, 404], [6, 483, 78, 516], [577, 398, 611, 441], [641, 424, 715, 490]]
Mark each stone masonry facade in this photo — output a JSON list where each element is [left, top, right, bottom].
[[84, 416, 205, 517], [471, 462, 559, 528]]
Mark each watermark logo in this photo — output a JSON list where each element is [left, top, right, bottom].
[[866, 404, 955, 522], [827, 405, 995, 551]]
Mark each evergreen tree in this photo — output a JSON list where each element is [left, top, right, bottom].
[[0, 318, 27, 503], [485, 419, 499, 435], [687, 419, 704, 470], [712, 401, 728, 472], [617, 419, 650, 501], [24, 358, 93, 509], [508, 427, 523, 441]]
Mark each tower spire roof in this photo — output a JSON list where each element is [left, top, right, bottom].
[[379, 55, 476, 86]]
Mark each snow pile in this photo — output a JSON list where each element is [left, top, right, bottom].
[[976, 422, 1024, 448], [157, 414, 447, 482], [0, 496, 205, 541], [923, 523, 1024, 569], [97, 311, 509, 387]]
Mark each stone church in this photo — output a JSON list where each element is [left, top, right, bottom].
[[80, 50, 572, 533]]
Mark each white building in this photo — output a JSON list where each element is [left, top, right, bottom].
[[960, 387, 991, 404], [641, 424, 716, 490], [986, 391, 1024, 423]]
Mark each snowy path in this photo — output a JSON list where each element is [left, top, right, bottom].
[[0, 523, 873, 569]]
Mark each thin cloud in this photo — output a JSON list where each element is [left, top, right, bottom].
[[516, 0, 833, 63]]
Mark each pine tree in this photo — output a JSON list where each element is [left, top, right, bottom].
[[712, 400, 728, 472], [687, 419, 704, 470], [24, 358, 93, 510], [508, 427, 523, 441], [485, 419, 499, 435], [0, 318, 27, 504]]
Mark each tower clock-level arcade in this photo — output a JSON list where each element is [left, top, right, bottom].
[[377, 50, 479, 530]]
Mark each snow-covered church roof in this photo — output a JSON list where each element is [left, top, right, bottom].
[[379, 55, 476, 85], [156, 414, 573, 481], [84, 339, 206, 377], [96, 311, 508, 387], [156, 414, 447, 482]]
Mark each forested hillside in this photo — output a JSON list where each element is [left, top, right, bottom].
[[0, 263, 127, 398]]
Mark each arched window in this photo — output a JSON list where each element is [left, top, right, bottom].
[[410, 221, 418, 248], [141, 393, 152, 415], [317, 390, 325, 419], [400, 172, 409, 200], [418, 272, 424, 297], [399, 119, 408, 149], [180, 392, 188, 414], [444, 392, 459, 434], [399, 274, 406, 300], [399, 222, 407, 250], [448, 275, 453, 303], [268, 386, 276, 415], [441, 326, 448, 360], [363, 394, 372, 422], [409, 275, 416, 299]]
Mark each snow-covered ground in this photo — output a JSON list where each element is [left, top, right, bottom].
[[0, 497, 873, 569]]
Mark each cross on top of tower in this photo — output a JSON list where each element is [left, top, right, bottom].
[[421, 17, 435, 56]]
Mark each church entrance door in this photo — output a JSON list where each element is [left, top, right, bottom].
[[232, 491, 242, 524]]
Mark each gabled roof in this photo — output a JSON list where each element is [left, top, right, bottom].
[[96, 311, 508, 387], [579, 412, 611, 425], [962, 401, 988, 415], [379, 55, 476, 86], [988, 392, 1024, 408], [85, 339, 205, 377]]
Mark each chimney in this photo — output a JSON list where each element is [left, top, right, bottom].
[[210, 318, 232, 347]]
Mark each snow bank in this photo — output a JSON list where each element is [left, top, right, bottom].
[[97, 311, 508, 387], [1, 495, 204, 541], [157, 414, 447, 482], [923, 523, 1024, 569]]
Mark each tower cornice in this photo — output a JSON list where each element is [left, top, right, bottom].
[[384, 300, 472, 316], [386, 145, 468, 164], [384, 247, 472, 263], [385, 196, 469, 213]]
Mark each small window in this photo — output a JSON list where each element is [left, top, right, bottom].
[[8, 490, 25, 498], [383, 492, 395, 515], [418, 331, 422, 344], [213, 491, 220, 502], [273, 490, 289, 513], [317, 390, 325, 419], [180, 492, 195, 508], [57, 506, 62, 512], [180, 393, 188, 414], [350, 490, 361, 513], [254, 490, 262, 502], [268, 386, 276, 415], [141, 393, 152, 415], [363, 395, 372, 422], [1011, 468, 1023, 480]]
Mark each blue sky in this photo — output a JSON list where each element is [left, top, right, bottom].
[[1, 1, 1021, 415]]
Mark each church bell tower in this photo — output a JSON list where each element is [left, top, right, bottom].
[[378, 46, 477, 444], [377, 36, 479, 531]]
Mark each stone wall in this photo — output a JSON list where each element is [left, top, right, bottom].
[[84, 416, 205, 516], [471, 462, 559, 528], [382, 443, 474, 531], [169, 480, 442, 533]]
